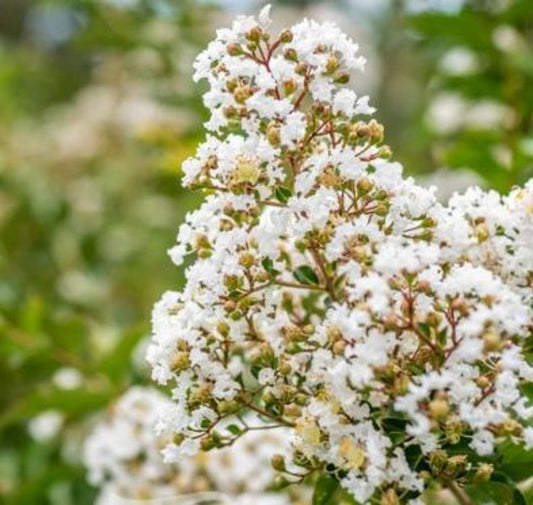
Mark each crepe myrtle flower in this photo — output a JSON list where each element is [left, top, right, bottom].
[[148, 6, 533, 504], [84, 387, 298, 504]]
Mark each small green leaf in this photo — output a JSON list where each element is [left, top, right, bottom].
[[274, 186, 292, 204], [261, 257, 279, 276], [293, 265, 319, 286], [312, 473, 339, 505], [226, 424, 242, 435]]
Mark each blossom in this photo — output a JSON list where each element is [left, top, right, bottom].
[[148, 6, 533, 504]]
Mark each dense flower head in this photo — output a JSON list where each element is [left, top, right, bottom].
[[148, 6, 533, 504]]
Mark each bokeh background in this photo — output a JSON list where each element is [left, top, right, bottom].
[[0, 0, 532, 503]]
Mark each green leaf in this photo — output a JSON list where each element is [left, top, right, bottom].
[[293, 265, 319, 286], [500, 442, 533, 481], [274, 186, 292, 204], [262, 257, 279, 276], [226, 424, 242, 435], [312, 473, 339, 505], [465, 481, 520, 505], [99, 326, 145, 381]]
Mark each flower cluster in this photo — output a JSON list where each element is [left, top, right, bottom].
[[148, 7, 533, 504], [84, 387, 299, 504]]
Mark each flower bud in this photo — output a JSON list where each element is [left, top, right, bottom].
[[334, 72, 350, 84], [224, 300, 237, 313], [284, 48, 298, 62], [233, 84, 251, 105], [332, 339, 347, 356], [294, 62, 308, 75], [368, 119, 384, 143], [267, 123, 281, 146], [279, 29, 293, 43], [325, 56, 340, 74], [392, 374, 410, 396], [378, 145, 393, 159], [170, 351, 190, 372], [217, 400, 240, 415], [217, 321, 230, 337], [483, 330, 501, 352], [227, 43, 243, 56], [475, 463, 494, 482], [428, 396, 450, 422], [271, 454, 286, 471], [443, 455, 468, 478], [476, 375, 491, 389], [356, 177, 373, 195], [200, 435, 217, 451], [429, 450, 448, 475], [246, 26, 262, 42], [381, 489, 400, 505], [475, 221, 490, 243]]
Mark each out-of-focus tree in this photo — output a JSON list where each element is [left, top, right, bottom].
[[0, 1, 214, 504], [406, 0, 533, 191]]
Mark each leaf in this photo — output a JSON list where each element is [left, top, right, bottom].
[[312, 473, 339, 505], [226, 424, 242, 435], [465, 481, 519, 505], [500, 442, 533, 481], [0, 388, 111, 430], [293, 265, 319, 286], [274, 186, 292, 204], [261, 257, 279, 276]]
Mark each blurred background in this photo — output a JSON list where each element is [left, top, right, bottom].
[[0, 0, 532, 503]]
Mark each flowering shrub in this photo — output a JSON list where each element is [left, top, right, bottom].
[[148, 6, 533, 504]]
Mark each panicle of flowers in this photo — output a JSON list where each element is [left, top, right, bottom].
[[83, 387, 201, 503], [84, 387, 299, 504], [148, 6, 533, 504]]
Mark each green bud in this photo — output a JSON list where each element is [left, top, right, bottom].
[[279, 29, 293, 43], [284, 48, 298, 62], [334, 72, 350, 84]]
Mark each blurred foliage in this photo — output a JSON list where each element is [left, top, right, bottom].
[[405, 0, 533, 191], [0, 0, 532, 504]]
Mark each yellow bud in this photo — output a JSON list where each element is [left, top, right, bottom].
[[475, 222, 490, 243], [332, 339, 347, 356], [475, 463, 494, 482], [170, 351, 190, 372], [381, 489, 400, 505], [326, 55, 340, 74], [267, 123, 281, 146], [271, 454, 286, 471], [483, 330, 501, 352], [233, 85, 251, 105], [428, 397, 450, 422], [356, 177, 374, 194]]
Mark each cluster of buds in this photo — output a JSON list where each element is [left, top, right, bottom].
[[149, 6, 533, 505]]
